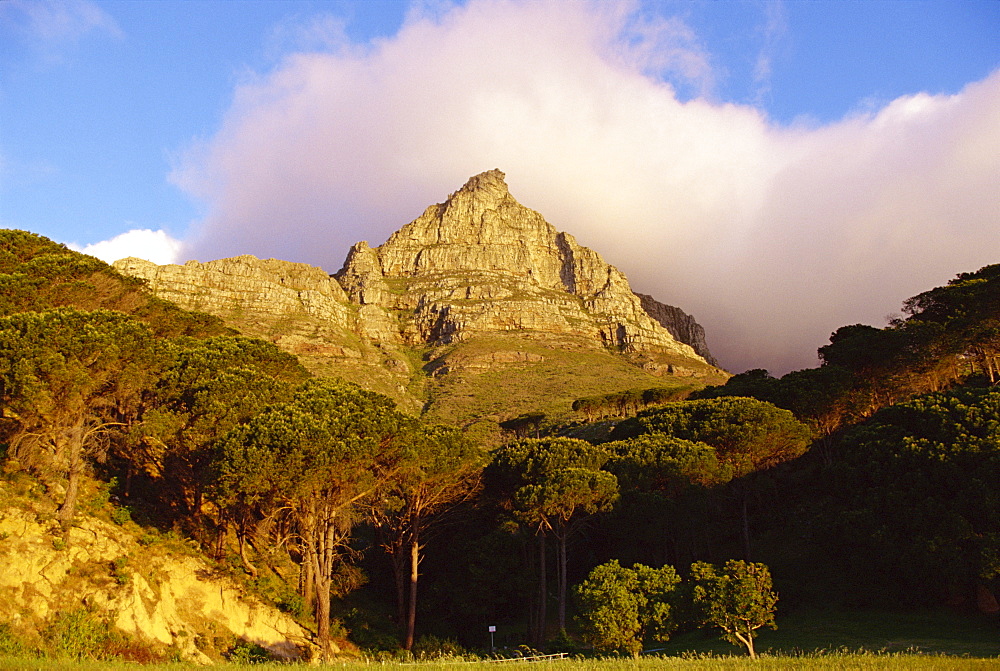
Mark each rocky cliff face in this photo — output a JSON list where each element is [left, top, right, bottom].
[[116, 170, 726, 423], [115, 255, 421, 412], [0, 482, 314, 662], [636, 293, 718, 366], [336, 169, 702, 358]]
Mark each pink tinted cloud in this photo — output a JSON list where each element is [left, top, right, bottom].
[[172, 0, 1000, 374]]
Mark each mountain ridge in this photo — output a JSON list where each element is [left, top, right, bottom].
[[116, 170, 727, 424]]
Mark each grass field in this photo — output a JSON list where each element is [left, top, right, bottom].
[[0, 652, 997, 671], [657, 608, 1000, 659], [2, 608, 997, 671]]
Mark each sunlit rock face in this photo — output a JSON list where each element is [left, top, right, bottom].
[[337, 169, 708, 359], [0, 493, 313, 662], [116, 170, 724, 417]]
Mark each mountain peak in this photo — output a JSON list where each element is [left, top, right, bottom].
[[456, 168, 508, 196], [438, 168, 515, 228], [339, 171, 716, 364]]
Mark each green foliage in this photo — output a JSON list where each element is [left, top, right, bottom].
[[224, 640, 272, 663], [690, 560, 778, 658], [109, 506, 132, 526], [695, 366, 855, 437], [488, 438, 618, 532], [132, 335, 306, 526], [814, 387, 1000, 604], [605, 433, 732, 496], [0, 309, 163, 521], [573, 386, 694, 421], [40, 608, 154, 661], [0, 230, 227, 337], [217, 378, 413, 659], [370, 420, 485, 648], [487, 437, 620, 640], [111, 556, 132, 586], [613, 397, 812, 477], [0, 623, 27, 656], [575, 560, 681, 657], [411, 634, 467, 660]]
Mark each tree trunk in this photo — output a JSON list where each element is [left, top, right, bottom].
[[391, 538, 407, 635], [301, 549, 315, 617], [534, 533, 547, 647], [556, 525, 567, 632], [313, 520, 336, 662], [740, 490, 752, 561], [237, 529, 259, 578], [316, 572, 333, 662], [57, 425, 85, 525], [57, 461, 81, 524], [735, 630, 756, 659], [404, 530, 420, 650]]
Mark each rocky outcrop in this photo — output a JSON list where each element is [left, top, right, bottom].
[[114, 256, 352, 328], [335, 169, 704, 360], [115, 170, 726, 422], [636, 293, 718, 366], [115, 254, 421, 412], [0, 486, 313, 662]]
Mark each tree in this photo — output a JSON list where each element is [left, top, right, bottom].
[[605, 434, 731, 497], [0, 309, 161, 523], [0, 229, 227, 337], [602, 434, 732, 568], [574, 560, 680, 656], [623, 397, 812, 478], [136, 336, 307, 540], [901, 264, 1000, 384], [370, 424, 485, 649], [487, 438, 619, 643], [217, 379, 410, 661], [689, 560, 777, 659], [612, 398, 811, 559], [816, 388, 1000, 606]]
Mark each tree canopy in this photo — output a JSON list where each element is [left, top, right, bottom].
[[0, 308, 161, 522], [216, 379, 412, 660], [690, 560, 778, 659], [613, 397, 812, 478], [575, 560, 680, 657]]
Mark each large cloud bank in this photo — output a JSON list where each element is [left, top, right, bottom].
[[169, 0, 1000, 374]]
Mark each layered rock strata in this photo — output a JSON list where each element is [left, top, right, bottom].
[[636, 293, 718, 366], [336, 169, 703, 359], [116, 170, 724, 415]]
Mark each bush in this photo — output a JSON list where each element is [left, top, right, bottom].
[[413, 634, 466, 659], [225, 640, 272, 663], [110, 505, 132, 526], [41, 608, 155, 661], [0, 623, 28, 656]]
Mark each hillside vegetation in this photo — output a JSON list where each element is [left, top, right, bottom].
[[0, 229, 998, 663]]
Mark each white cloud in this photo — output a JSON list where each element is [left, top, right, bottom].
[[172, 0, 1000, 375], [72, 229, 183, 265], [2, 0, 122, 45]]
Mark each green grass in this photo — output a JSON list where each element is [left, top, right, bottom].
[[0, 652, 997, 670], [2, 608, 997, 670], [657, 609, 1000, 659], [422, 333, 703, 426]]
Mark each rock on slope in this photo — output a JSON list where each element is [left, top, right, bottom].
[[636, 292, 719, 366], [0, 481, 314, 662]]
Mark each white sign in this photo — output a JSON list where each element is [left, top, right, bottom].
[[488, 626, 496, 633]]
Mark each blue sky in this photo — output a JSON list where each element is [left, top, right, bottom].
[[1, 0, 998, 374]]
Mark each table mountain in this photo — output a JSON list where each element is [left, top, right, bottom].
[[116, 170, 726, 426]]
